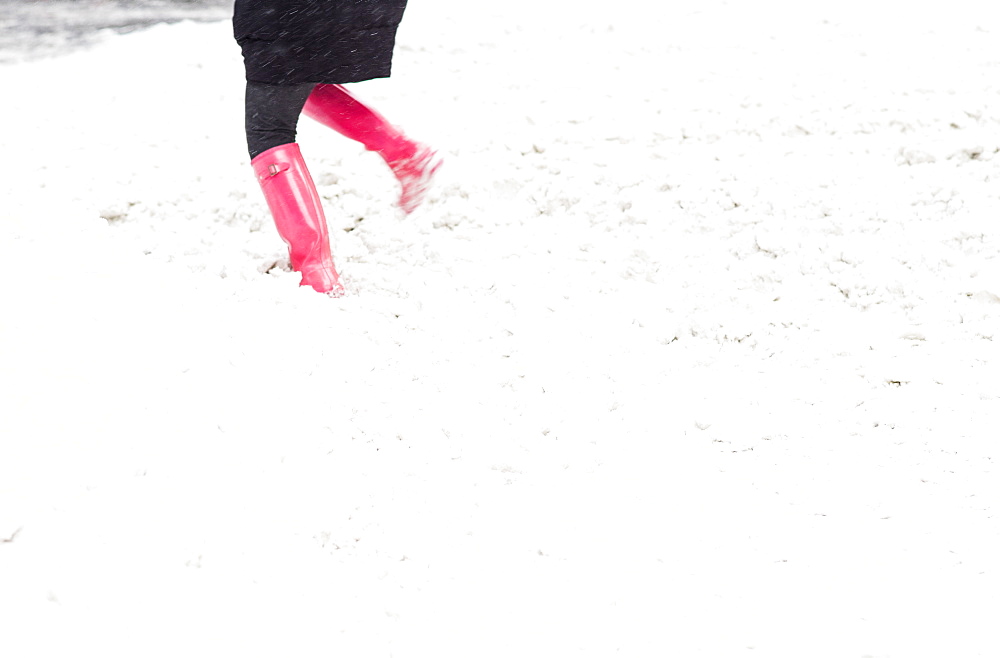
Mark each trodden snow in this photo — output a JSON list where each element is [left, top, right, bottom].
[[1, 1, 998, 656]]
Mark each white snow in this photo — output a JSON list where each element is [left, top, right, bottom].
[[1, 1, 999, 656]]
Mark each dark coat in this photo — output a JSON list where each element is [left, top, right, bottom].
[[234, 0, 408, 85]]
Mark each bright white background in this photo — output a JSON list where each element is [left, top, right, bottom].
[[1, 1, 998, 656]]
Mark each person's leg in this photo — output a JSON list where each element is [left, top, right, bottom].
[[303, 84, 442, 214], [245, 81, 316, 159], [246, 82, 343, 295]]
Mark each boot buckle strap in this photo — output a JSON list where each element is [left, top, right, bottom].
[[259, 162, 291, 181]]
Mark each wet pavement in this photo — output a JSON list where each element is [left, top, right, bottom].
[[0, 0, 232, 63]]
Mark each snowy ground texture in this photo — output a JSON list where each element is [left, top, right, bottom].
[[0, 0, 231, 63], [2, 1, 999, 656]]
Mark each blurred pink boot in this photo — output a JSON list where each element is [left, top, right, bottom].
[[252, 143, 344, 296], [303, 83, 442, 214]]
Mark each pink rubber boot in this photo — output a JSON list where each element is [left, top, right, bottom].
[[303, 84, 442, 214], [251, 143, 344, 296]]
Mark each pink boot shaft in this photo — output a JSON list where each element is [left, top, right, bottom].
[[303, 84, 442, 214], [251, 143, 344, 296]]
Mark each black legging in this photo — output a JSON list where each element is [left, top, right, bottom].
[[245, 81, 317, 159]]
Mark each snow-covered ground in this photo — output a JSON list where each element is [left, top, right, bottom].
[[0, 0, 231, 63], [1, 1, 999, 656]]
